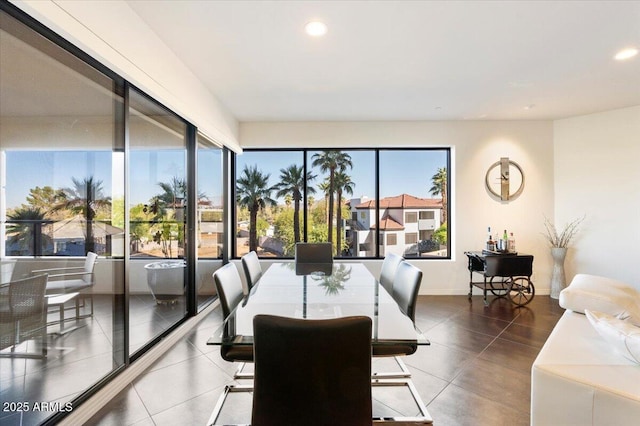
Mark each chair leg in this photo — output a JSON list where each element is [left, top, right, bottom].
[[76, 293, 94, 319], [206, 384, 253, 426], [0, 323, 47, 359], [42, 317, 47, 357], [234, 362, 254, 380], [372, 355, 412, 379], [372, 378, 433, 424]]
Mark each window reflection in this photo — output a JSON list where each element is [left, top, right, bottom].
[[128, 89, 187, 355], [0, 8, 124, 425], [196, 134, 223, 309]]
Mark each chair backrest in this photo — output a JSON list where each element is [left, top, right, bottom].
[[212, 263, 244, 319], [295, 242, 333, 264], [83, 252, 98, 284], [251, 314, 372, 426], [379, 252, 403, 294], [392, 261, 423, 322], [9, 274, 48, 321], [241, 251, 262, 293]]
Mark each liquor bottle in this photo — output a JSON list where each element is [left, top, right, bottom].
[[502, 229, 508, 251], [508, 232, 516, 252], [486, 227, 495, 251]]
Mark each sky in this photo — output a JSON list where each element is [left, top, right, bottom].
[[5, 148, 446, 210], [5, 151, 115, 209], [236, 149, 447, 203]]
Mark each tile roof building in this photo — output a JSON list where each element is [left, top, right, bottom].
[[348, 194, 444, 257]]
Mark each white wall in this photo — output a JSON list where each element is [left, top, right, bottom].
[[241, 121, 555, 295], [554, 105, 640, 287], [12, 0, 240, 152]]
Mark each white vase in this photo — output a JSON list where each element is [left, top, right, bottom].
[[550, 247, 568, 299], [144, 260, 186, 304]]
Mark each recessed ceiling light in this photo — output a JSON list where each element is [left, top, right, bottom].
[[524, 104, 536, 110], [305, 21, 327, 37], [614, 47, 638, 61]]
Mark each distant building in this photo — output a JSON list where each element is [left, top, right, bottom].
[[348, 194, 443, 257]]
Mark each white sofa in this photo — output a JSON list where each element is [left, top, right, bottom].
[[531, 274, 640, 425]]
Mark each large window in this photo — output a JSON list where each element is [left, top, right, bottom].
[[307, 150, 375, 257], [233, 148, 450, 259], [235, 150, 305, 257], [379, 149, 449, 257]]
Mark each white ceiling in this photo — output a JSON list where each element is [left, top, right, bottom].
[[125, 1, 640, 122], [2, 1, 639, 123]]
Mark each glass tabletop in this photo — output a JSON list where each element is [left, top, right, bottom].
[[207, 262, 429, 348]]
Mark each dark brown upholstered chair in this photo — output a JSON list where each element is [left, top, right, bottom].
[[379, 252, 403, 294], [0, 274, 48, 358], [212, 263, 253, 362], [295, 242, 333, 275], [251, 314, 372, 426], [241, 251, 262, 295], [294, 242, 333, 264]]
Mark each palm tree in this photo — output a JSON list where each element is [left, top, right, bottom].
[[25, 186, 66, 220], [275, 164, 316, 243], [54, 176, 111, 254], [334, 171, 355, 255], [157, 177, 187, 210], [150, 176, 206, 257], [317, 179, 331, 224], [149, 177, 186, 258], [311, 150, 352, 244], [6, 207, 50, 255], [315, 264, 352, 295], [236, 165, 277, 252], [429, 167, 448, 224]]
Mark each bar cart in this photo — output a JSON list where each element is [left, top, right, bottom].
[[464, 251, 535, 306]]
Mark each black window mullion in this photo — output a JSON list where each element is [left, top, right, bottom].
[[375, 150, 380, 258], [303, 150, 308, 243]]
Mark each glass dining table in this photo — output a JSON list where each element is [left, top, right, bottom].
[[207, 262, 429, 351], [206, 261, 433, 425]]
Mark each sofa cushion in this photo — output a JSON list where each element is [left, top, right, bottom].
[[585, 310, 640, 364], [559, 274, 640, 326]]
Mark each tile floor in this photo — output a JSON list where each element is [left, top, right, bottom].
[[86, 294, 564, 426], [0, 294, 211, 426]]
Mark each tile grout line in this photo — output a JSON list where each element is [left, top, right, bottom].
[[57, 301, 219, 426]]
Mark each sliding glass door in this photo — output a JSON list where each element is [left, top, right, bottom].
[[0, 8, 125, 425], [128, 89, 188, 356], [0, 4, 222, 423]]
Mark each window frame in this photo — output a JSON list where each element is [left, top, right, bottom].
[[231, 147, 451, 260]]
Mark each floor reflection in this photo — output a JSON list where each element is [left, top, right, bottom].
[[0, 293, 211, 425]]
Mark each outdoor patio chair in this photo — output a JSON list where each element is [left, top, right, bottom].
[[0, 274, 48, 358], [33, 251, 97, 318]]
